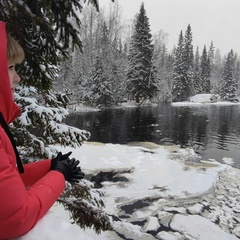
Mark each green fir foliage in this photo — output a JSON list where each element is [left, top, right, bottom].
[[13, 87, 90, 160], [172, 31, 185, 101], [58, 181, 112, 234], [200, 45, 211, 93], [172, 25, 194, 101], [126, 3, 156, 104], [220, 50, 238, 102], [193, 47, 202, 93]]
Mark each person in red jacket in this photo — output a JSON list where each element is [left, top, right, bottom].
[[0, 22, 84, 239]]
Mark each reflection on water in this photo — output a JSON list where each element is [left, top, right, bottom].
[[65, 103, 240, 169]]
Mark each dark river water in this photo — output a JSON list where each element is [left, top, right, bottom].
[[65, 103, 240, 169]]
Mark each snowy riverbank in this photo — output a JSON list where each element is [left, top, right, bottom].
[[20, 142, 240, 239], [67, 94, 240, 114]]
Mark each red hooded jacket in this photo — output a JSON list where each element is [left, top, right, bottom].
[[0, 22, 65, 239]]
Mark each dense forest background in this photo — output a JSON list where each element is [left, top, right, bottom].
[[55, 2, 240, 107]]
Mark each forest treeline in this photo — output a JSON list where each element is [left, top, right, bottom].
[[56, 2, 240, 107]]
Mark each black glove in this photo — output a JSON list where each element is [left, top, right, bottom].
[[52, 151, 72, 164], [51, 154, 84, 183], [68, 158, 85, 183]]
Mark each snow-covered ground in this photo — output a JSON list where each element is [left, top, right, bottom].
[[19, 142, 240, 240], [19, 94, 240, 240], [172, 94, 240, 106]]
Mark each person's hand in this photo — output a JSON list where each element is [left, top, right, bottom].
[[68, 158, 85, 183], [52, 151, 72, 164], [51, 154, 84, 183]]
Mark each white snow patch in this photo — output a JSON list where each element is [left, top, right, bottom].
[[18, 143, 238, 240], [222, 157, 234, 166], [187, 204, 204, 214], [172, 94, 240, 107], [171, 214, 238, 240]]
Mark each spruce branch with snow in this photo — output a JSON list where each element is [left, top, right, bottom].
[[58, 180, 112, 234], [12, 86, 90, 160]]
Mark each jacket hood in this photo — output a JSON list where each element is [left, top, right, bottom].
[[0, 22, 21, 124]]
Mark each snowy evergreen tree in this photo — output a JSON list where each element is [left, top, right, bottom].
[[193, 47, 202, 93], [163, 53, 175, 101], [182, 24, 194, 95], [220, 50, 238, 102], [110, 61, 126, 103], [232, 52, 240, 96], [208, 41, 215, 69], [234, 59, 240, 95], [126, 3, 157, 104], [211, 49, 223, 94], [88, 57, 114, 107], [172, 31, 186, 101], [200, 45, 211, 93], [172, 25, 194, 101]]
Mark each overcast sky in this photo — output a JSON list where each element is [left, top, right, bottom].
[[100, 0, 240, 56]]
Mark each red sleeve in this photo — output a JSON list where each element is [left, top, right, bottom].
[[21, 160, 52, 187], [0, 148, 66, 239]]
